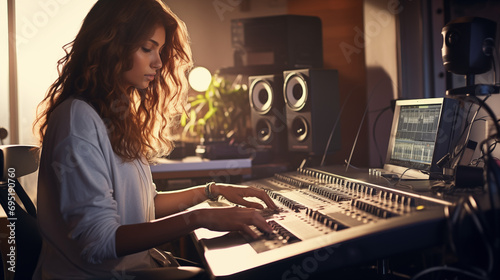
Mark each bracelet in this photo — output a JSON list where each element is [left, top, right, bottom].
[[205, 182, 219, 201]]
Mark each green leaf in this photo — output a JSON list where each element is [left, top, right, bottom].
[[180, 113, 187, 126], [203, 107, 217, 120], [190, 99, 206, 107]]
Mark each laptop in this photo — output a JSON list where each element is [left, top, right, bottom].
[[377, 97, 462, 180]]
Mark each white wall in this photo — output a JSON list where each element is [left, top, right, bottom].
[[1, 0, 97, 211], [0, 2, 8, 144], [164, 0, 287, 74], [364, 0, 399, 167], [15, 0, 97, 145]]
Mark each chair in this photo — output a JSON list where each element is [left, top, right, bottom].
[[0, 145, 205, 280], [0, 145, 41, 280]]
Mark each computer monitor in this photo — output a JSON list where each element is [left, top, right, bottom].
[[383, 97, 463, 180]]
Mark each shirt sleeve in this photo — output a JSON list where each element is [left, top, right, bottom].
[[52, 134, 121, 264]]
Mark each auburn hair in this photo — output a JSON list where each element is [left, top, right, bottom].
[[33, 0, 192, 161]]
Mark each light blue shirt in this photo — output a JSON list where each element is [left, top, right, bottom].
[[34, 98, 157, 279]]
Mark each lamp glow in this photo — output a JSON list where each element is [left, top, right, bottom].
[[188, 66, 212, 92]]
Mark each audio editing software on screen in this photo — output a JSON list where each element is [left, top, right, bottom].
[[391, 104, 442, 167]]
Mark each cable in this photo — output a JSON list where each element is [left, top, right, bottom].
[[463, 196, 495, 274], [424, 196, 492, 280], [320, 89, 354, 167], [468, 96, 500, 138], [397, 168, 412, 184], [449, 97, 488, 169], [345, 80, 384, 172], [372, 105, 392, 167], [481, 136, 500, 245], [482, 138, 500, 250], [450, 100, 476, 158], [410, 266, 488, 280]]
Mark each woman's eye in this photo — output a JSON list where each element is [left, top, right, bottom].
[[142, 47, 152, 53]]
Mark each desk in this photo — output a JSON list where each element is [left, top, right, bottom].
[[150, 156, 252, 181]]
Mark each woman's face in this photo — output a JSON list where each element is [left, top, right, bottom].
[[122, 25, 165, 89]]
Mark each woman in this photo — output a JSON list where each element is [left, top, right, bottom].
[[32, 0, 276, 278]]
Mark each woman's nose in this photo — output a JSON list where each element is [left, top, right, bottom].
[[152, 52, 162, 69]]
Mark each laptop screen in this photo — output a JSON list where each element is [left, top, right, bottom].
[[383, 98, 461, 179]]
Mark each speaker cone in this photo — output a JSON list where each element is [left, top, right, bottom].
[[255, 119, 273, 143], [250, 79, 273, 114], [284, 73, 308, 111], [291, 116, 308, 142]]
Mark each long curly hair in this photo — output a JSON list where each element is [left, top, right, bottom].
[[33, 0, 192, 162]]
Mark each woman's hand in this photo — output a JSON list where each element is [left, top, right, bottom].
[[212, 184, 278, 210], [194, 206, 273, 239]]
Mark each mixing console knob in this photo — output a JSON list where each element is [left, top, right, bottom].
[[318, 213, 325, 223], [324, 218, 331, 227], [384, 191, 389, 200], [366, 187, 372, 195], [366, 203, 372, 213], [388, 192, 394, 202], [406, 197, 415, 207], [331, 222, 338, 231]]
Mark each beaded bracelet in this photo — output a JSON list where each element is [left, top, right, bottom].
[[205, 182, 219, 201]]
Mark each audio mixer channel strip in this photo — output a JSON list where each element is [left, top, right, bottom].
[[192, 167, 454, 279]]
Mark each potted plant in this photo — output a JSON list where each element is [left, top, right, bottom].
[[180, 72, 251, 159]]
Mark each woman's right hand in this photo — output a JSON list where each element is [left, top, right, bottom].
[[193, 206, 273, 239]]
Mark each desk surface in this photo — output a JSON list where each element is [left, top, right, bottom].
[[150, 157, 252, 180]]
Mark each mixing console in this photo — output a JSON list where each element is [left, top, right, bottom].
[[192, 166, 454, 279]]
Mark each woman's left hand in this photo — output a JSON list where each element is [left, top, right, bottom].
[[213, 184, 278, 210]]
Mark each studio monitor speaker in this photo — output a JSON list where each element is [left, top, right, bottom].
[[249, 74, 288, 153], [283, 68, 341, 155]]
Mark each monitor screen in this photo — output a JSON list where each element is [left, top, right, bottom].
[[384, 98, 462, 179]]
